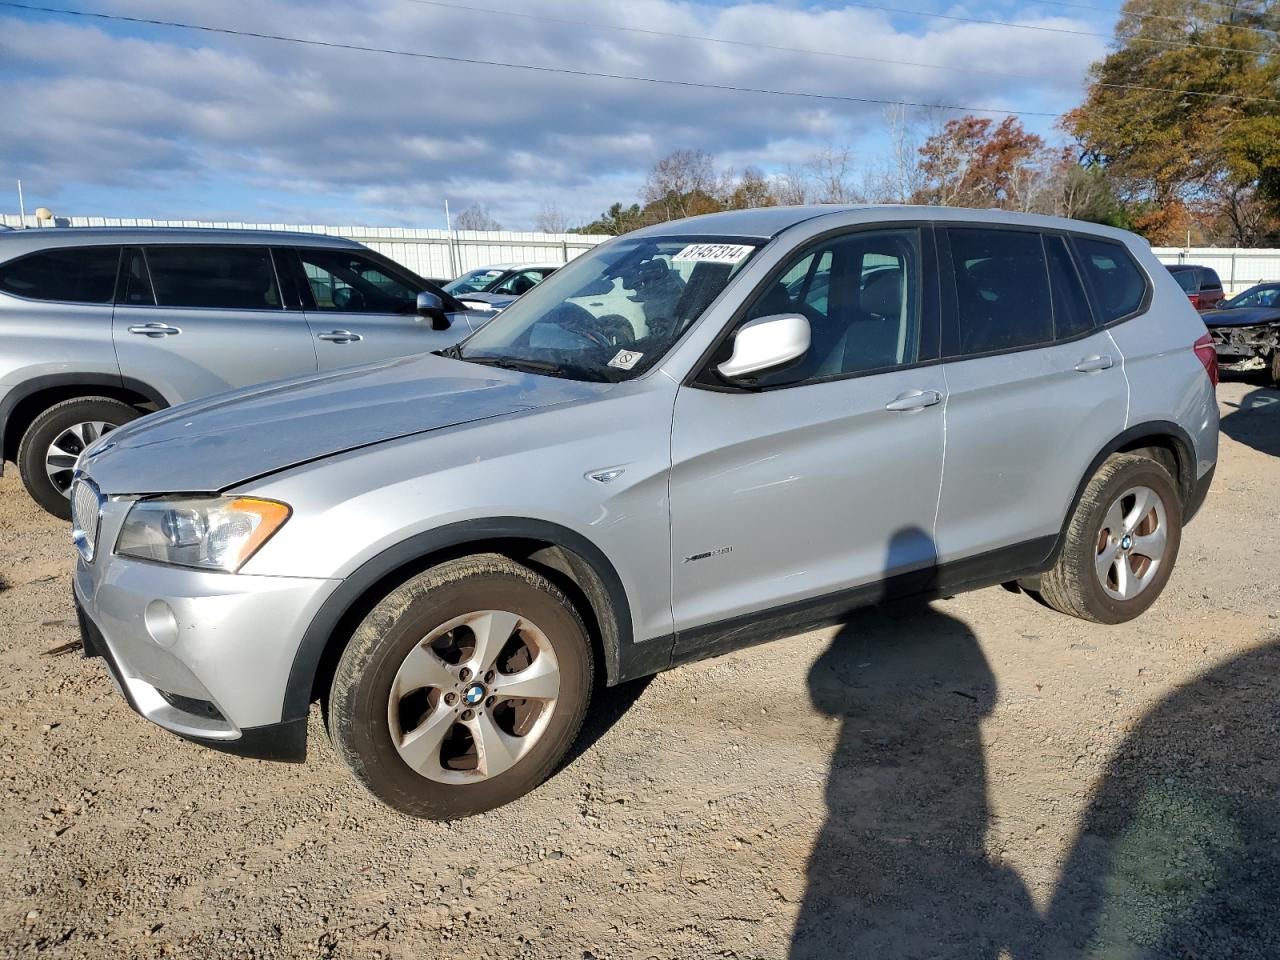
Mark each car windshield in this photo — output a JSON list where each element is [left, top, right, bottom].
[[445, 268, 507, 296], [1224, 284, 1280, 308], [1169, 268, 1199, 294], [453, 236, 761, 381]]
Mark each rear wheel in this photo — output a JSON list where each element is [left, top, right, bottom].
[[1032, 454, 1182, 624], [16, 397, 140, 520], [327, 554, 593, 819]]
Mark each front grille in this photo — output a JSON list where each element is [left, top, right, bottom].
[[70, 478, 103, 562]]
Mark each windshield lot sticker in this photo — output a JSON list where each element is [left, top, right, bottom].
[[673, 243, 754, 265], [608, 349, 643, 370]]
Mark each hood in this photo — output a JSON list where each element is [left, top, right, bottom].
[[81, 352, 601, 494], [1203, 306, 1280, 328]]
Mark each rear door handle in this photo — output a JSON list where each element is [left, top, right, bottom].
[[1074, 354, 1114, 373], [885, 389, 943, 412], [317, 330, 362, 343], [127, 323, 181, 338]]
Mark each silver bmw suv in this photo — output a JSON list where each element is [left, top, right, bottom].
[[0, 227, 481, 518], [71, 206, 1219, 819]]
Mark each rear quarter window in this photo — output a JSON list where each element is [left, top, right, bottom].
[[0, 246, 120, 303], [1071, 237, 1148, 323]]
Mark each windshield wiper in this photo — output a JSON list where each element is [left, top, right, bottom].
[[463, 356, 564, 375], [432, 343, 463, 359]]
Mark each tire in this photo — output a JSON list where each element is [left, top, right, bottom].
[[1269, 349, 1280, 387], [1033, 453, 1182, 624], [16, 396, 141, 520], [327, 553, 594, 819]]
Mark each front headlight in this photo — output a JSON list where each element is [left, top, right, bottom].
[[115, 496, 291, 572]]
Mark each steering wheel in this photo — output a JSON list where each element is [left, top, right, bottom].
[[539, 303, 635, 350], [332, 286, 366, 311]]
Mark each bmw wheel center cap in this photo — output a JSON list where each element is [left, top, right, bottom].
[[463, 682, 487, 706]]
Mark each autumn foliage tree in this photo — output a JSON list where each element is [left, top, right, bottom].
[[1066, 0, 1280, 243], [912, 116, 1047, 209]]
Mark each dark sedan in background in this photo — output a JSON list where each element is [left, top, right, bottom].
[[1202, 282, 1280, 384]]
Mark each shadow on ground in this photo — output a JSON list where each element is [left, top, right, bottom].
[[1220, 385, 1280, 458], [791, 603, 1280, 958]]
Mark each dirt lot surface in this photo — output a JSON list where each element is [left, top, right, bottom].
[[1, 377, 1277, 960]]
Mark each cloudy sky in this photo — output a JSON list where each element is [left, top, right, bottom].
[[0, 0, 1113, 229]]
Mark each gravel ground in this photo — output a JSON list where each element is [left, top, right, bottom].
[[0, 376, 1277, 960]]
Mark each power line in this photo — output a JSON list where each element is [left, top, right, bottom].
[[0, 1, 1065, 117], [1015, 0, 1279, 38], [398, 0, 1280, 105]]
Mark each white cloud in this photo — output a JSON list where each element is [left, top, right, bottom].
[[0, 0, 1106, 227]]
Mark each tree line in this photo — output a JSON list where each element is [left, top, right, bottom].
[[566, 0, 1280, 246]]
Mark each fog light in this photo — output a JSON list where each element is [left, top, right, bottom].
[[144, 600, 179, 647]]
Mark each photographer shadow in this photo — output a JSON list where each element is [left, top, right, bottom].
[[792, 528, 1040, 958]]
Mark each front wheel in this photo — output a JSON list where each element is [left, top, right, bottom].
[[16, 396, 141, 520], [1269, 349, 1279, 387], [327, 554, 594, 819], [1032, 454, 1182, 624]]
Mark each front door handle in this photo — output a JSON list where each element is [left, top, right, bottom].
[[317, 330, 363, 343], [1074, 354, 1114, 373], [127, 323, 181, 338], [885, 389, 943, 412]]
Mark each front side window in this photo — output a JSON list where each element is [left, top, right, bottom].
[[1074, 237, 1148, 322], [298, 248, 419, 313], [728, 228, 921, 387], [444, 268, 507, 296], [0, 246, 120, 303], [146, 246, 281, 310], [458, 235, 760, 381], [490, 269, 550, 297], [947, 228, 1051, 356]]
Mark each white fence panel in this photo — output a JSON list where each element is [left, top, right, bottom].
[[0, 215, 611, 280], [1152, 247, 1280, 294]]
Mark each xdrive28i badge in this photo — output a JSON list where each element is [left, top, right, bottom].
[[682, 546, 733, 564]]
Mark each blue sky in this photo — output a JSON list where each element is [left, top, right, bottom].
[[0, 0, 1117, 229]]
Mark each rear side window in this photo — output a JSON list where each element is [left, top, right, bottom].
[[146, 246, 281, 310], [1075, 237, 1148, 322], [1044, 235, 1094, 340], [946, 228, 1052, 356], [0, 246, 120, 303]]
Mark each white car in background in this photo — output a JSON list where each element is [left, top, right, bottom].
[[444, 263, 560, 312]]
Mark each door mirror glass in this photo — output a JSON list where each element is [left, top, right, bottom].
[[716, 314, 811, 381], [417, 291, 450, 330]]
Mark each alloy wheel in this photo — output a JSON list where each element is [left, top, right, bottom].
[[45, 421, 115, 497], [387, 610, 561, 784], [1095, 485, 1168, 601]]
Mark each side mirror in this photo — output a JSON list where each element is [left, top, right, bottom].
[[417, 291, 450, 331], [716, 314, 811, 381]]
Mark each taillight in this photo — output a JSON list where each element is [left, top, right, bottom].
[[1187, 293, 1200, 310], [1193, 332, 1218, 387]]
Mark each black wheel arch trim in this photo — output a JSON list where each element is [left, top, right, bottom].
[[282, 517, 637, 722], [0, 372, 168, 460], [1053, 420, 1207, 562]]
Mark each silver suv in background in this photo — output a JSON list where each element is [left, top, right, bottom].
[[0, 228, 484, 517], [71, 206, 1218, 819]]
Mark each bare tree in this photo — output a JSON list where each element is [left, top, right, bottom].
[[642, 149, 720, 220], [454, 204, 503, 231], [533, 202, 569, 234]]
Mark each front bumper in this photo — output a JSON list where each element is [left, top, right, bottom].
[[73, 548, 339, 761]]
